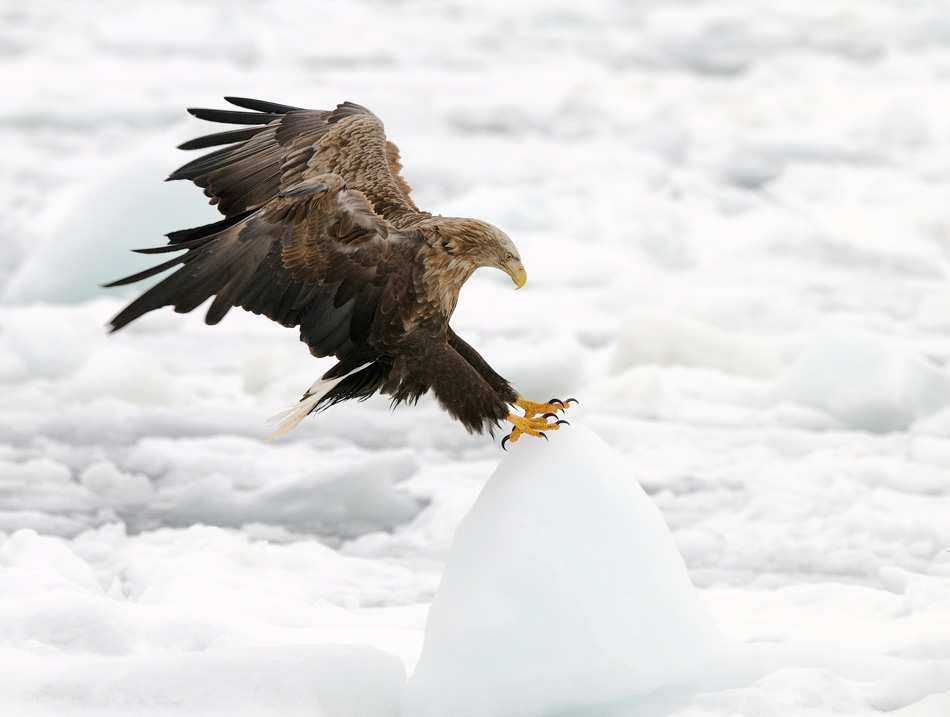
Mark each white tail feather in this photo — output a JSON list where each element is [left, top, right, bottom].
[[264, 363, 372, 442]]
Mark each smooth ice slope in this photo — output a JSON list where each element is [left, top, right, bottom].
[[0, 150, 214, 306], [402, 424, 724, 717]]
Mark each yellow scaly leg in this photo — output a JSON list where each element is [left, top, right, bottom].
[[502, 396, 577, 449]]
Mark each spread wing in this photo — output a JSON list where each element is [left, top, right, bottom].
[[108, 97, 431, 363], [107, 173, 419, 365], [168, 97, 419, 221]]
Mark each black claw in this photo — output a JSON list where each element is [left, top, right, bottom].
[[566, 397, 579, 405], [540, 432, 549, 441], [556, 419, 570, 426], [501, 435, 510, 451], [548, 398, 565, 407], [541, 412, 558, 420]]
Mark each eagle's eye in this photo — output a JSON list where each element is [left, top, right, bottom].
[[504, 253, 513, 260]]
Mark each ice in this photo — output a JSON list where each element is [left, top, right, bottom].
[[0, 644, 404, 717], [2, 0, 950, 715], [611, 310, 782, 379], [774, 330, 950, 432], [0, 304, 103, 379], [122, 437, 423, 535], [71, 345, 179, 405], [0, 434, 424, 539], [403, 424, 724, 717], [0, 150, 216, 307]]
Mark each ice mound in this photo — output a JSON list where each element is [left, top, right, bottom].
[[1, 148, 214, 306], [774, 330, 950, 433], [611, 310, 782, 379], [402, 424, 724, 717]]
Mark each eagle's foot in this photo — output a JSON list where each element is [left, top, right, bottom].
[[502, 412, 567, 450], [515, 396, 578, 419]]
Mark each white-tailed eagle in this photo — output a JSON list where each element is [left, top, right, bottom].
[[107, 98, 572, 446]]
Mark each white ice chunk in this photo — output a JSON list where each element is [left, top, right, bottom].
[[78, 461, 154, 508], [0, 644, 404, 717], [71, 345, 178, 405], [123, 437, 423, 536], [0, 305, 103, 378], [402, 424, 723, 717], [1, 148, 216, 306], [774, 330, 950, 433], [241, 348, 300, 394], [612, 310, 782, 379]]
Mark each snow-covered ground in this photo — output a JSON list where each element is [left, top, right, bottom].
[[2, 0, 950, 714]]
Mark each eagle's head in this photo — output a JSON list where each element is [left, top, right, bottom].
[[443, 218, 526, 290], [487, 226, 527, 290]]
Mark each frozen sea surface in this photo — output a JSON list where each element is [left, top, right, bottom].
[[2, 0, 950, 714]]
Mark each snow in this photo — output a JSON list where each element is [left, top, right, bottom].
[[403, 425, 724, 717], [2, 0, 950, 715]]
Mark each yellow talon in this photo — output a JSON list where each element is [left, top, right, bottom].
[[515, 397, 572, 418], [502, 397, 575, 448], [505, 412, 561, 444]]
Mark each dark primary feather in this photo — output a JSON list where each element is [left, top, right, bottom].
[[104, 254, 188, 289], [162, 210, 255, 247], [108, 177, 396, 351], [223, 96, 301, 114], [177, 127, 269, 151], [186, 108, 284, 125]]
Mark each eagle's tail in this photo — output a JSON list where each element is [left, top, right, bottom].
[[265, 362, 373, 441]]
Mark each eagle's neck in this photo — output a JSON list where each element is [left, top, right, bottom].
[[420, 249, 478, 321], [412, 219, 489, 328]]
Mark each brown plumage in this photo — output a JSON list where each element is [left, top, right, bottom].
[[107, 97, 566, 441]]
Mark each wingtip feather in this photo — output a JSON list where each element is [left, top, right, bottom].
[[224, 97, 301, 114]]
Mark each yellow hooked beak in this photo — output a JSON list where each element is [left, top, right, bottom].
[[506, 260, 527, 290]]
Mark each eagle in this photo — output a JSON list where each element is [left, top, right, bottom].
[[107, 97, 572, 446]]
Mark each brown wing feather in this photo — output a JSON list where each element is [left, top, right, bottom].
[[108, 173, 419, 364], [109, 98, 518, 436], [168, 98, 419, 221]]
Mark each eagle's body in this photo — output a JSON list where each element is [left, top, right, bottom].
[[109, 98, 568, 442]]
